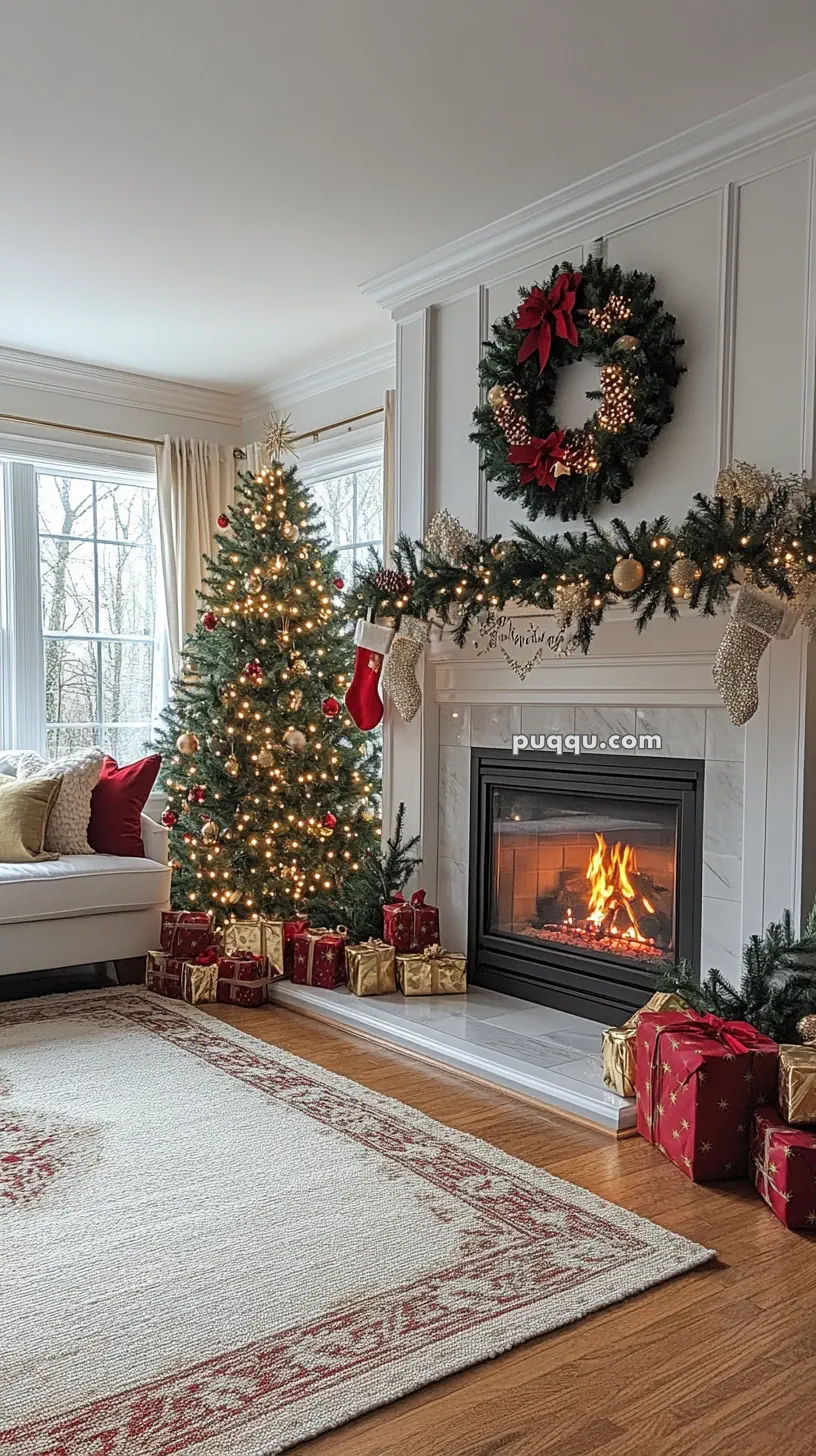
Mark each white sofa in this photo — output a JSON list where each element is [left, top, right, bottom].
[[0, 751, 171, 978]]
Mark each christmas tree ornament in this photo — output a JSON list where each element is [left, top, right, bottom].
[[713, 583, 786, 725], [263, 410, 297, 461], [187, 785, 207, 804], [161, 808, 178, 828], [201, 819, 219, 844], [225, 887, 242, 905], [278, 687, 303, 712], [245, 572, 262, 595], [281, 521, 299, 543], [243, 658, 263, 683], [251, 512, 267, 530], [373, 568, 411, 597], [217, 513, 229, 528], [224, 754, 240, 777], [321, 695, 340, 718], [176, 732, 200, 755], [333, 576, 345, 591], [256, 745, 275, 768], [615, 334, 639, 351], [381, 614, 428, 722], [715, 460, 770, 512], [283, 728, 307, 752], [322, 812, 337, 828], [423, 509, 476, 566], [202, 611, 218, 631], [612, 557, 645, 593], [668, 557, 702, 596], [487, 383, 507, 409], [345, 618, 394, 731], [292, 657, 309, 676], [797, 1014, 816, 1046]]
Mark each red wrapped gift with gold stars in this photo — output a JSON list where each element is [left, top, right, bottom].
[[635, 1009, 778, 1181], [752, 1106, 816, 1230], [216, 952, 271, 1008], [291, 927, 347, 988], [382, 891, 440, 953], [160, 910, 214, 959]]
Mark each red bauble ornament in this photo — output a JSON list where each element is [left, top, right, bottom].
[[322, 812, 337, 828], [187, 784, 207, 804], [333, 577, 344, 591], [217, 513, 229, 528], [202, 611, 217, 631], [321, 695, 340, 718], [243, 657, 263, 683], [161, 808, 178, 828]]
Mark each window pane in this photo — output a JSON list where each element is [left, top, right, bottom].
[[97, 543, 156, 636], [102, 725, 151, 764], [44, 637, 98, 727], [95, 481, 155, 546], [47, 725, 98, 758], [334, 546, 355, 581], [355, 467, 384, 544], [102, 641, 154, 726], [40, 538, 96, 634], [311, 473, 355, 546], [37, 475, 94, 538]]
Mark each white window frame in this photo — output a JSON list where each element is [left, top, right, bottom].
[[0, 439, 160, 755], [296, 428, 386, 573]]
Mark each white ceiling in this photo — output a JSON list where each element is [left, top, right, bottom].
[[2, 0, 815, 393]]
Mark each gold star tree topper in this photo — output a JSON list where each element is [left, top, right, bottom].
[[263, 412, 298, 463]]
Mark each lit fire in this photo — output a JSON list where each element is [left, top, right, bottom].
[[584, 833, 655, 943]]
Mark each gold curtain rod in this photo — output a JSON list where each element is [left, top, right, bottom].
[[0, 403, 386, 455]]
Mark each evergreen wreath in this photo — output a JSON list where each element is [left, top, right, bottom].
[[471, 255, 684, 522]]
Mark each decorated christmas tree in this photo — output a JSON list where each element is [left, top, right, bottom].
[[153, 433, 381, 922]]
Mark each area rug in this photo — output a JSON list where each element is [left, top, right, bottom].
[[0, 988, 713, 1454]]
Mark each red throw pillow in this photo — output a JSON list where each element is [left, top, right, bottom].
[[88, 754, 161, 857]]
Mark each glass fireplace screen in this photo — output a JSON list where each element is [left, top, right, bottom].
[[490, 786, 678, 963]]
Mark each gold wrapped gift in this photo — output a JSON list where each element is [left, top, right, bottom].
[[396, 944, 467, 996], [223, 918, 291, 978], [779, 1044, 816, 1125], [346, 939, 397, 997], [181, 960, 219, 1005], [602, 991, 690, 1098]]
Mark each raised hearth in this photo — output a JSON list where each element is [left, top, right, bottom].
[[468, 750, 704, 1022]]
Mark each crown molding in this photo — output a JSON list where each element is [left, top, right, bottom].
[[362, 70, 816, 314], [241, 337, 395, 419], [0, 345, 243, 428]]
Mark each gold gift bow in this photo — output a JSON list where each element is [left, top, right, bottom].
[[779, 1044, 816, 1125], [300, 926, 347, 984]]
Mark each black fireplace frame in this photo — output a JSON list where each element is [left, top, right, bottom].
[[467, 749, 704, 1024]]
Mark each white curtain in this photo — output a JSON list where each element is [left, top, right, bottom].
[[157, 437, 234, 678]]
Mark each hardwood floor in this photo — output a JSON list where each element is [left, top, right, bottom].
[[204, 1001, 816, 1456]]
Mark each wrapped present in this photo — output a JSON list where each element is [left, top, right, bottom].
[[160, 910, 214, 958], [216, 952, 271, 1008], [602, 992, 691, 1099], [636, 1009, 778, 1180], [396, 944, 467, 996], [145, 950, 185, 999], [752, 1106, 816, 1230], [382, 890, 440, 953], [346, 939, 397, 997], [181, 947, 220, 1005], [224, 917, 308, 978], [382, 894, 413, 953], [291, 927, 347, 989], [778, 1044, 816, 1125]]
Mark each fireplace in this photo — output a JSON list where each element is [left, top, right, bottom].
[[468, 751, 704, 1022]]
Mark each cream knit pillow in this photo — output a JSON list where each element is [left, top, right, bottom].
[[16, 749, 104, 855]]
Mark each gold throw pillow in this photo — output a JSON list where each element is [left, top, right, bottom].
[[0, 775, 62, 861]]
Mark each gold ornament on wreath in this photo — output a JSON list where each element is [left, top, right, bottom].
[[472, 253, 684, 522]]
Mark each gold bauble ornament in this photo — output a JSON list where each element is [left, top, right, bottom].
[[251, 512, 267, 530], [201, 819, 219, 844], [668, 557, 702, 596], [176, 731, 200, 755], [615, 335, 639, 351], [245, 572, 262, 594], [225, 888, 242, 905], [283, 728, 307, 752], [224, 754, 240, 776], [281, 520, 299, 543], [487, 384, 508, 410], [797, 1013, 816, 1046], [612, 557, 645, 594], [292, 658, 309, 676], [257, 745, 275, 767]]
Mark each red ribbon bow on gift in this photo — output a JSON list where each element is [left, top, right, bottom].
[[508, 430, 567, 491], [390, 893, 406, 905], [195, 945, 219, 965], [693, 1012, 770, 1056], [515, 271, 582, 373], [410, 890, 426, 907]]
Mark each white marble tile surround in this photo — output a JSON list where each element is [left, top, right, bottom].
[[438, 702, 745, 982]]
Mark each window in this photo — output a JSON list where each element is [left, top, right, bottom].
[[1, 453, 161, 759], [310, 461, 384, 576]]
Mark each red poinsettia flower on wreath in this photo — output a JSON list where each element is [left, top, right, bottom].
[[508, 430, 567, 491], [515, 270, 582, 373]]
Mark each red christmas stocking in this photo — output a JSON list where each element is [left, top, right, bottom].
[[345, 619, 394, 731]]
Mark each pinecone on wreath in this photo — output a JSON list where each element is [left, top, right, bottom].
[[374, 568, 411, 598]]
